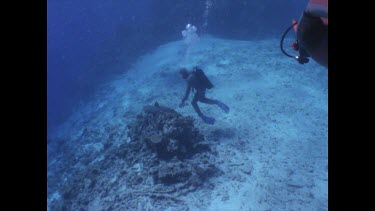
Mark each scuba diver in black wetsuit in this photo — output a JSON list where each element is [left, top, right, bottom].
[[179, 67, 230, 125], [281, 0, 328, 68]]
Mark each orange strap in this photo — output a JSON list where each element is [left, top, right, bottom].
[[310, 0, 328, 7], [292, 19, 298, 33]]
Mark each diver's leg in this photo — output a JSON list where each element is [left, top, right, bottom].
[[199, 97, 218, 105], [197, 91, 217, 104], [199, 93, 230, 113], [191, 94, 204, 117], [192, 93, 215, 124]]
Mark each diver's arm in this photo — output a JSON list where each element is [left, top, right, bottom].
[[181, 83, 191, 102], [305, 0, 328, 18]]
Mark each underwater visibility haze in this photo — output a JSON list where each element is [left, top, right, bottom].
[[47, 0, 328, 210]]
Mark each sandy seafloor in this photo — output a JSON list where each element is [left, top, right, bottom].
[[47, 36, 328, 211]]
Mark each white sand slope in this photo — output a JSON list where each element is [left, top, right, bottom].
[[48, 36, 327, 210]]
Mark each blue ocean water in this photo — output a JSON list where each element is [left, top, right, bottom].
[[47, 0, 305, 131], [47, 0, 327, 210]]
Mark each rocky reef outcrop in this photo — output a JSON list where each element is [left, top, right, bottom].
[[49, 102, 221, 211], [125, 102, 219, 186], [127, 102, 207, 160]]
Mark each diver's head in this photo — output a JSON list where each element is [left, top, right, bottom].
[[179, 68, 189, 79]]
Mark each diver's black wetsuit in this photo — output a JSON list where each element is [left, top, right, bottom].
[[180, 71, 229, 124]]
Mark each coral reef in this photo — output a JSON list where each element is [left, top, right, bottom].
[[49, 102, 221, 211], [127, 102, 205, 160], [126, 102, 220, 185]]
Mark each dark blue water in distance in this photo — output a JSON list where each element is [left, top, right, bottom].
[[48, 0, 305, 132]]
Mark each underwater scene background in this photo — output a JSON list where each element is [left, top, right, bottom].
[[47, 0, 327, 210]]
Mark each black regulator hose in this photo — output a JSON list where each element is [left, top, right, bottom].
[[280, 22, 298, 58]]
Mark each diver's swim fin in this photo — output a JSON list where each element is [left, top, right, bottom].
[[217, 101, 230, 113]]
